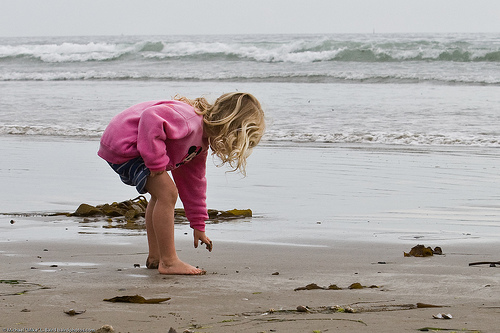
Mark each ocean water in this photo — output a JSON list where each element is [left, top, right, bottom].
[[1, 33, 500, 244], [1, 33, 499, 146]]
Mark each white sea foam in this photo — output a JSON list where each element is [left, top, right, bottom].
[[264, 130, 500, 147], [0, 125, 102, 138], [0, 42, 132, 62], [1, 123, 498, 148], [1, 33, 499, 65]]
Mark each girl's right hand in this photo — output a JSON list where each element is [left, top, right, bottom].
[[194, 229, 212, 252]]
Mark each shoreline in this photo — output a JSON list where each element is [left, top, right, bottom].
[[1, 136, 500, 331], [1, 135, 500, 243]]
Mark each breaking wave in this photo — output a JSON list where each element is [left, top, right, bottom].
[[1, 34, 499, 85], [1, 34, 499, 64]]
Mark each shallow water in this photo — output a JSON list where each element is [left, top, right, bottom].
[[1, 137, 499, 246]]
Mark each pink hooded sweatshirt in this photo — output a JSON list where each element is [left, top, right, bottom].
[[98, 100, 209, 232]]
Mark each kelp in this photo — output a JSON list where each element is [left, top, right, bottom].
[[404, 245, 443, 257], [4, 197, 252, 233], [248, 302, 445, 316], [294, 282, 379, 291], [69, 196, 252, 223], [294, 283, 324, 291], [418, 328, 480, 332], [0, 279, 26, 284], [469, 261, 500, 267], [0, 279, 49, 296], [72, 196, 148, 219], [28, 196, 255, 231], [103, 295, 171, 304], [417, 303, 446, 308]]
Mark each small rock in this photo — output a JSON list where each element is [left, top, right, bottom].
[[271, 272, 279, 275], [64, 309, 86, 316], [331, 305, 343, 312], [96, 325, 115, 333], [133, 264, 140, 268], [344, 306, 356, 313], [296, 305, 309, 312]]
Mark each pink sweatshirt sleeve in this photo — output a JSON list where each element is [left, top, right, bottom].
[[171, 150, 209, 232], [137, 104, 190, 172]]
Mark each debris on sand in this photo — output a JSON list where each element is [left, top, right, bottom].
[[294, 282, 379, 291], [432, 313, 453, 319], [469, 261, 500, 267], [96, 325, 114, 333], [63, 309, 86, 316], [296, 305, 309, 312], [294, 283, 325, 291], [404, 245, 443, 257], [416, 303, 445, 308], [67, 196, 252, 224], [72, 196, 148, 220], [103, 295, 171, 304]]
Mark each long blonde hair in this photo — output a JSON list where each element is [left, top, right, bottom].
[[175, 92, 265, 175]]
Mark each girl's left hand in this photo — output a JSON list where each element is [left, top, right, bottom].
[[194, 229, 213, 252]]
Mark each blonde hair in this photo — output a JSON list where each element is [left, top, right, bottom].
[[175, 92, 265, 175]]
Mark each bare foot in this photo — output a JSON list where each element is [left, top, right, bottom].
[[146, 257, 159, 269], [158, 259, 206, 275]]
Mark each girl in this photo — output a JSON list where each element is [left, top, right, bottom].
[[98, 92, 265, 275]]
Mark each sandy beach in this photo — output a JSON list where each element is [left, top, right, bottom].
[[2, 29, 500, 333], [1, 137, 500, 332], [1, 236, 500, 332]]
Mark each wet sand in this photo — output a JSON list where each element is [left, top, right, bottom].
[[1, 235, 500, 332], [1, 137, 500, 332]]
